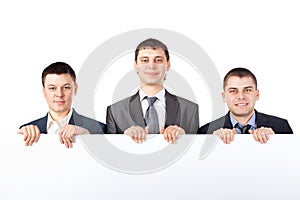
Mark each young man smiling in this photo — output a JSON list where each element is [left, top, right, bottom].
[[18, 62, 105, 148], [199, 67, 293, 144], [106, 38, 199, 143]]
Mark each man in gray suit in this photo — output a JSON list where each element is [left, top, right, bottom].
[[106, 38, 199, 143], [18, 62, 105, 148]]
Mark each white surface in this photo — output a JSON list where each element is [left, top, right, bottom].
[[1, 134, 299, 200]]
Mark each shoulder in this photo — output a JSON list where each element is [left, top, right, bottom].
[[107, 93, 138, 110], [108, 96, 133, 108], [72, 110, 106, 133], [19, 114, 48, 133], [256, 111, 291, 126], [256, 111, 288, 122], [176, 96, 198, 107], [166, 91, 198, 108], [19, 115, 47, 129], [255, 111, 293, 133], [74, 112, 102, 124], [199, 115, 228, 134]]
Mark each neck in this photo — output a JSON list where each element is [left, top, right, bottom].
[[49, 109, 71, 122], [231, 110, 255, 125], [140, 84, 163, 96]]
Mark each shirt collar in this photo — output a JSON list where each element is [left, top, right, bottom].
[[230, 111, 257, 129], [139, 88, 165, 103], [47, 108, 73, 129]]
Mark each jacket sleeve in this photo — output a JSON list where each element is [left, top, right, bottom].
[[282, 119, 293, 134], [106, 106, 118, 134], [187, 104, 199, 134]]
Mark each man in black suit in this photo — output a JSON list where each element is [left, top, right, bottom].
[[199, 67, 292, 144], [18, 62, 105, 148], [106, 38, 199, 143]]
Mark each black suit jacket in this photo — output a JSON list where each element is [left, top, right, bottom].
[[106, 90, 199, 134], [198, 110, 293, 134], [20, 109, 106, 134]]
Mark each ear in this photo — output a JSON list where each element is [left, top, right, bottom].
[[256, 89, 260, 100], [134, 61, 139, 72], [166, 60, 171, 71], [74, 83, 78, 95], [42, 87, 46, 98], [222, 92, 226, 102]]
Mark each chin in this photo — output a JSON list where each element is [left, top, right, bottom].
[[53, 107, 68, 113], [142, 80, 159, 85], [234, 111, 251, 117]]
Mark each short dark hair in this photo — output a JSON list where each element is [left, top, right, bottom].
[[134, 38, 170, 62], [42, 62, 76, 87], [223, 67, 257, 90]]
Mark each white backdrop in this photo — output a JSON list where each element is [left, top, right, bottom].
[[0, 0, 299, 199], [1, 0, 298, 133]]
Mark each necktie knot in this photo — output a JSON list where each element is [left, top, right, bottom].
[[146, 96, 157, 106], [235, 123, 252, 134]]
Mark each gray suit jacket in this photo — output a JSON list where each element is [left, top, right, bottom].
[[106, 90, 199, 134], [20, 109, 106, 134]]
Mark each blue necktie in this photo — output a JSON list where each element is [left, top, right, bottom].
[[145, 97, 159, 134]]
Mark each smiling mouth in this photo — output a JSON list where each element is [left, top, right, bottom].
[[236, 102, 248, 106], [145, 72, 158, 76]]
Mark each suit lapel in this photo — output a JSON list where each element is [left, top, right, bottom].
[[129, 92, 146, 127], [69, 109, 83, 127], [255, 110, 269, 128], [165, 90, 180, 127], [223, 112, 234, 129], [128, 90, 181, 128], [38, 114, 48, 134]]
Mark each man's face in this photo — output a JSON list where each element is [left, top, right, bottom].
[[134, 47, 170, 86], [43, 73, 77, 116], [222, 76, 259, 118]]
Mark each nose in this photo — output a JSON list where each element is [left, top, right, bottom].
[[237, 91, 245, 99], [55, 88, 64, 97], [147, 62, 156, 69]]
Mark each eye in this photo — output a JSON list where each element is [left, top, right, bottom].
[[245, 88, 253, 93], [229, 89, 237, 94], [140, 58, 149, 63], [64, 86, 71, 90], [155, 57, 163, 63], [48, 87, 55, 91]]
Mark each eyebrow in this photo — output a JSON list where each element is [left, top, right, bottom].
[[47, 83, 71, 87], [227, 86, 254, 90], [139, 55, 164, 59]]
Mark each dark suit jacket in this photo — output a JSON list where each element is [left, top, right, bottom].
[[198, 110, 293, 134], [20, 109, 106, 134], [106, 90, 199, 134]]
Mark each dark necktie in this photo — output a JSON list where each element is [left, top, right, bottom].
[[235, 123, 251, 134], [145, 97, 159, 134]]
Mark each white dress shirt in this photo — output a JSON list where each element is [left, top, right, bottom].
[[46, 109, 73, 134], [139, 88, 166, 130]]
